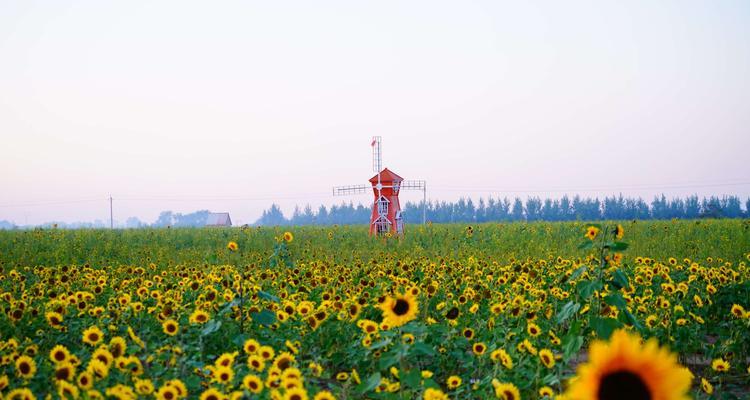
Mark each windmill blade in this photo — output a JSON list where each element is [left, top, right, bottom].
[[372, 136, 382, 173], [333, 184, 369, 196], [399, 180, 426, 190]]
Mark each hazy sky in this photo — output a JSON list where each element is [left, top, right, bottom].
[[1, 1, 749, 225]]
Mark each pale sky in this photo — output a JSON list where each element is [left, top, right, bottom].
[[1, 1, 749, 225]]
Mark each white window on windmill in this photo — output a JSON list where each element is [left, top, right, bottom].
[[393, 181, 400, 194], [372, 215, 391, 234], [376, 195, 390, 216], [395, 210, 404, 234]]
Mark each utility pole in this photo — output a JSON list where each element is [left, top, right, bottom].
[[109, 195, 113, 229], [422, 183, 427, 225]]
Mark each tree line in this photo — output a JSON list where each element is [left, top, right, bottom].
[[255, 194, 750, 226]]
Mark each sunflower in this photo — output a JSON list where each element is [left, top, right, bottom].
[[615, 224, 624, 239], [82, 326, 104, 346], [46, 311, 64, 329], [162, 319, 179, 336], [241, 338, 260, 354], [360, 320, 378, 335], [730, 304, 745, 318], [700, 378, 713, 394], [472, 342, 486, 356], [539, 386, 555, 398], [15, 355, 37, 379], [259, 345, 275, 360], [491, 380, 520, 400], [283, 232, 294, 243], [135, 378, 155, 395], [5, 388, 36, 400], [273, 352, 296, 371], [284, 387, 308, 400], [379, 293, 418, 328], [491, 348, 513, 369], [77, 371, 94, 390], [50, 344, 71, 364], [711, 358, 729, 372], [445, 307, 460, 320], [335, 372, 349, 381], [585, 226, 600, 240], [566, 329, 692, 400], [242, 374, 263, 394], [167, 379, 188, 398], [539, 349, 555, 369], [156, 385, 180, 400], [527, 322, 541, 337], [54, 362, 76, 381], [190, 309, 210, 324], [248, 355, 266, 372], [109, 337, 127, 358], [423, 388, 448, 400], [212, 366, 234, 385], [313, 391, 336, 400], [57, 380, 79, 399], [200, 388, 225, 400], [227, 242, 238, 251], [446, 375, 462, 389]]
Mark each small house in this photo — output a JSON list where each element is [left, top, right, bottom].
[[205, 212, 232, 227]]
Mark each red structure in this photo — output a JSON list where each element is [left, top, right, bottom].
[[332, 137, 426, 236], [369, 168, 404, 235]]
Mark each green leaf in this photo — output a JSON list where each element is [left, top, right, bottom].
[[201, 320, 222, 336], [590, 317, 621, 339], [410, 342, 437, 357], [378, 348, 402, 370], [368, 339, 392, 351], [577, 241, 594, 250], [257, 290, 280, 303], [401, 322, 427, 336], [250, 309, 276, 326], [402, 369, 422, 388], [578, 280, 603, 300], [563, 335, 583, 360], [621, 308, 644, 331], [356, 372, 382, 394], [610, 269, 629, 290], [604, 242, 629, 251], [541, 373, 559, 386], [604, 292, 628, 310], [218, 299, 240, 316], [569, 266, 587, 281], [556, 301, 581, 324]]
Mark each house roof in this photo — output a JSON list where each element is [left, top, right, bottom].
[[369, 168, 404, 183], [206, 212, 232, 226]]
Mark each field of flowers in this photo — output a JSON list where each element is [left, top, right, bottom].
[[0, 220, 748, 399]]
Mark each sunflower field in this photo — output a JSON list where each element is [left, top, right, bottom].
[[0, 220, 748, 400]]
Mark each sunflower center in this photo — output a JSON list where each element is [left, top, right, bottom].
[[393, 299, 410, 316], [19, 363, 30, 374], [598, 371, 651, 400]]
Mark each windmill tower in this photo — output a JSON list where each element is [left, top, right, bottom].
[[333, 137, 426, 236]]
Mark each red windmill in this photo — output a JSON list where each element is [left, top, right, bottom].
[[333, 137, 426, 236]]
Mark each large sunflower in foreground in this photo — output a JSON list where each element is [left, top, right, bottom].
[[567, 329, 692, 400], [379, 293, 419, 327]]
